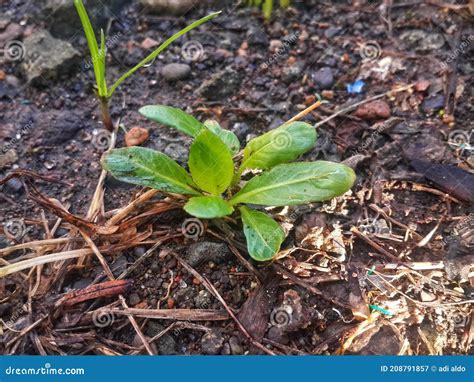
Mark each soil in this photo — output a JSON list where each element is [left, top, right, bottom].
[[0, 0, 473, 355]]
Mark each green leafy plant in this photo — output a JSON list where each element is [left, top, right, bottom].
[[74, 0, 219, 131], [246, 0, 290, 20], [101, 105, 355, 261]]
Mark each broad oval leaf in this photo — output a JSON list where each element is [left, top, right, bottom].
[[102, 147, 200, 195], [188, 129, 234, 195], [184, 196, 234, 218], [240, 206, 285, 261], [139, 105, 203, 137], [204, 120, 240, 156], [239, 122, 316, 174], [230, 161, 356, 206]]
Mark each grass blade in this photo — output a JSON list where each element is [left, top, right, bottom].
[[74, 0, 107, 97], [107, 11, 221, 98]]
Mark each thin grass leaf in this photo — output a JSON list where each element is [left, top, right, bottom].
[[74, 0, 107, 97], [262, 0, 273, 19], [107, 11, 221, 98], [98, 29, 107, 92]]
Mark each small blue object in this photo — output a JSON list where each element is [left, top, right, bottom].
[[346, 79, 365, 94]]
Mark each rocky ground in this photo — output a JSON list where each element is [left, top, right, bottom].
[[0, 0, 473, 355]]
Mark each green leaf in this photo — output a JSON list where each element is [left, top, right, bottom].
[[139, 105, 204, 137], [74, 0, 107, 97], [108, 11, 220, 97], [102, 147, 200, 195], [262, 0, 273, 19], [230, 161, 356, 206], [240, 206, 285, 261], [239, 122, 316, 175], [188, 130, 234, 195], [184, 196, 234, 218], [204, 120, 240, 156]]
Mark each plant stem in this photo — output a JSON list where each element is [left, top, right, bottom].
[[99, 97, 113, 131]]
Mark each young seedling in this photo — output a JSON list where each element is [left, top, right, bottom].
[[102, 106, 356, 261], [246, 0, 290, 20], [74, 0, 220, 131]]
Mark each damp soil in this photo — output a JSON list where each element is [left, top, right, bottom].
[[0, 0, 473, 355]]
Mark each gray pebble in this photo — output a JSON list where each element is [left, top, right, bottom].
[[161, 63, 191, 81]]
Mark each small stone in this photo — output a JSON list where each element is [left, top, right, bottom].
[[132, 335, 159, 354], [129, 293, 141, 306], [353, 100, 391, 120], [4, 178, 23, 193], [5, 75, 20, 87], [194, 290, 212, 309], [312, 67, 334, 89], [197, 68, 243, 100], [0, 150, 18, 168], [139, 0, 197, 15], [145, 321, 178, 354], [247, 27, 269, 46], [282, 65, 303, 84], [43, 161, 56, 170], [125, 126, 149, 147], [321, 90, 334, 99], [414, 80, 431, 92], [0, 70, 5, 81], [161, 63, 191, 81], [0, 22, 22, 44], [324, 27, 341, 39], [40, 0, 128, 38], [421, 94, 445, 113], [186, 242, 231, 268], [167, 297, 175, 309], [35, 110, 83, 145], [229, 336, 243, 355], [269, 39, 283, 51], [221, 343, 231, 355], [200, 330, 225, 355], [141, 37, 159, 49], [21, 29, 79, 85]]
